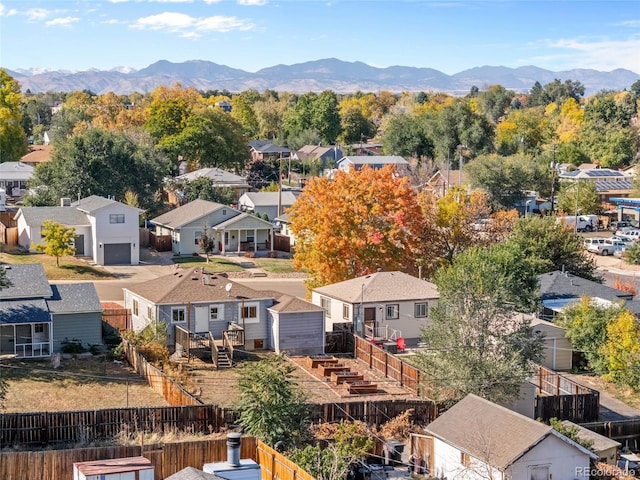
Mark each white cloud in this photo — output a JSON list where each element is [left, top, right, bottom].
[[237, 0, 267, 5], [547, 37, 640, 73], [25, 8, 50, 21], [0, 3, 18, 16], [46, 16, 80, 27], [149, 0, 194, 3], [203, 0, 223, 3], [131, 11, 254, 34]]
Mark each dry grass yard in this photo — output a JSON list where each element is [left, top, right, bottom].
[[1, 356, 168, 412], [0, 251, 114, 281]]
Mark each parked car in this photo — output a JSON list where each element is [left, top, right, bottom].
[[588, 239, 626, 256], [610, 221, 633, 232], [616, 229, 640, 240], [611, 234, 635, 246], [583, 238, 605, 250]]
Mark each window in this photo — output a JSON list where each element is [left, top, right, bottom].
[[241, 303, 259, 323], [321, 297, 331, 318], [147, 306, 153, 319], [132, 299, 139, 316], [386, 304, 399, 320], [415, 302, 428, 318], [460, 452, 470, 468], [222, 209, 227, 215], [343, 303, 350, 320], [210, 306, 219, 321], [34, 324, 44, 334], [172, 307, 186, 323], [109, 213, 125, 224], [195, 231, 202, 245]]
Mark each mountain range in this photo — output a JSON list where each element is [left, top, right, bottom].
[[6, 58, 640, 96]]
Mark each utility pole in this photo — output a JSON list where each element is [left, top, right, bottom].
[[549, 144, 558, 215], [278, 153, 283, 217]]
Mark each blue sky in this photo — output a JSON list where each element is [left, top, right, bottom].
[[1, 0, 639, 75]]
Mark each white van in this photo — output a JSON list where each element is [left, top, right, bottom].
[[616, 229, 640, 240]]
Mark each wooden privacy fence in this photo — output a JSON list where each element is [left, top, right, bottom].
[[0, 437, 259, 480], [258, 440, 315, 480], [150, 232, 172, 252], [0, 400, 437, 448], [101, 303, 131, 331], [580, 419, 640, 452], [533, 365, 600, 423], [354, 335, 422, 395], [0, 405, 239, 448], [123, 340, 203, 406]]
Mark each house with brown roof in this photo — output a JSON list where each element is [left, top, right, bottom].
[[311, 271, 439, 345], [150, 199, 274, 256], [123, 267, 324, 355], [20, 145, 53, 168], [425, 394, 598, 479]]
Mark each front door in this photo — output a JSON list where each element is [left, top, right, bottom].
[[194, 306, 210, 333], [364, 307, 376, 336], [75, 235, 84, 255]]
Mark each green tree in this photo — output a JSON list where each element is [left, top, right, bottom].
[[548, 418, 594, 449], [601, 310, 640, 390], [414, 244, 543, 404], [506, 216, 599, 281], [0, 69, 28, 161], [475, 84, 515, 124], [556, 181, 600, 216], [236, 354, 310, 447], [381, 112, 434, 161], [231, 93, 259, 138], [197, 227, 216, 262], [288, 423, 374, 480], [34, 221, 76, 267], [312, 90, 341, 144]]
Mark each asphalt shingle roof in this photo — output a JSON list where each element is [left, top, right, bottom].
[[538, 271, 633, 302], [241, 192, 297, 207], [0, 298, 50, 324], [15, 207, 90, 227], [426, 394, 597, 470], [313, 271, 439, 304], [269, 295, 323, 313], [151, 200, 231, 229], [124, 267, 273, 304], [48, 283, 102, 314], [0, 264, 53, 300], [165, 467, 224, 480], [175, 168, 248, 185], [339, 156, 409, 165], [0, 162, 34, 181], [72, 195, 143, 214]]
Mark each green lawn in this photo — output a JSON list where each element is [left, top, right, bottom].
[[0, 251, 115, 280], [253, 257, 298, 273], [172, 255, 244, 273]]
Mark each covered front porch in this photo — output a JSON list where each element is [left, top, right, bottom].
[[0, 321, 53, 358], [213, 213, 274, 255]]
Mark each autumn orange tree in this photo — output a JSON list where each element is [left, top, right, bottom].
[[288, 165, 424, 291]]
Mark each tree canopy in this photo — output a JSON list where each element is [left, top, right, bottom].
[[0, 69, 28, 161], [34, 221, 76, 267]]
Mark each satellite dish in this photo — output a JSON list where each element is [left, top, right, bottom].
[[225, 283, 232, 292]]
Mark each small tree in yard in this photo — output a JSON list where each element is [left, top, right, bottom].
[[235, 354, 310, 447], [198, 227, 216, 262], [34, 220, 76, 267]]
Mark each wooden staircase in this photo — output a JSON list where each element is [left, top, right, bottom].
[[214, 345, 232, 368]]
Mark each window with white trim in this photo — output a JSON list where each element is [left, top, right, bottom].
[[321, 297, 331, 318], [147, 306, 153, 319], [132, 299, 139, 316], [109, 213, 125, 224], [171, 307, 186, 323], [415, 302, 428, 318], [210, 306, 220, 321], [34, 324, 44, 334], [240, 303, 259, 323], [343, 303, 350, 319], [386, 304, 399, 320]]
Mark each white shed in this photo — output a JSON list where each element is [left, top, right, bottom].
[[73, 456, 154, 480], [530, 316, 573, 371]]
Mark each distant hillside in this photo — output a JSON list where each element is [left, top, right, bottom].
[[7, 58, 640, 96]]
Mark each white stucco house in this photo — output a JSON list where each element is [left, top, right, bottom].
[[150, 199, 274, 256], [311, 271, 439, 345], [425, 394, 598, 480], [238, 191, 298, 222], [14, 195, 143, 265], [336, 155, 409, 173]]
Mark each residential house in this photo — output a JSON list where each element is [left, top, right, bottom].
[[238, 191, 298, 221], [215, 100, 232, 113], [293, 145, 343, 168], [425, 394, 598, 480], [422, 168, 472, 197], [538, 270, 635, 320], [20, 145, 53, 168], [123, 267, 325, 355], [0, 264, 102, 358], [336, 155, 409, 173], [349, 142, 383, 156], [311, 271, 439, 345], [248, 140, 291, 162], [150, 199, 274, 256], [559, 168, 633, 204], [273, 212, 297, 252], [172, 167, 251, 203], [15, 195, 143, 265], [0, 162, 34, 197]]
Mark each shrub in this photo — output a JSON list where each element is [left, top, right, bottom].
[[624, 242, 640, 264], [61, 338, 85, 354]]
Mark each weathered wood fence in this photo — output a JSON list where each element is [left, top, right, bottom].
[[150, 232, 172, 251], [0, 437, 262, 480], [123, 340, 203, 406], [258, 440, 315, 480], [101, 304, 131, 331], [533, 365, 600, 423], [580, 419, 640, 452], [354, 335, 422, 395]]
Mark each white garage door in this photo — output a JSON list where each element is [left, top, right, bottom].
[[104, 243, 131, 265]]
